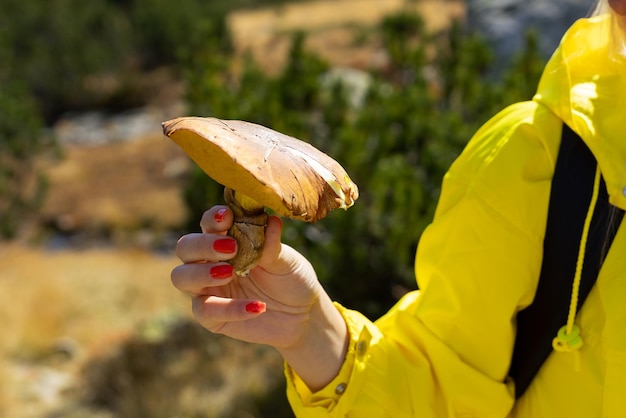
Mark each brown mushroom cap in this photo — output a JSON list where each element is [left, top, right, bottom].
[[162, 117, 358, 222]]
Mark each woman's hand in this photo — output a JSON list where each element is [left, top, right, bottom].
[[171, 206, 348, 390], [172, 205, 319, 348]]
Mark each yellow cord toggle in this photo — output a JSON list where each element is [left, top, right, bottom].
[[552, 324, 583, 352]]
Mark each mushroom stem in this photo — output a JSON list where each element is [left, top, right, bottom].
[[223, 187, 269, 276]]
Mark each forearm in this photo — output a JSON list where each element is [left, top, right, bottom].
[[277, 292, 349, 392]]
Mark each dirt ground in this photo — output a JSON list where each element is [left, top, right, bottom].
[[40, 133, 189, 238]]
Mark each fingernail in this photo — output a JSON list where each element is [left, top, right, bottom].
[[245, 301, 266, 314], [214, 208, 228, 222], [213, 238, 236, 253], [210, 264, 233, 279]]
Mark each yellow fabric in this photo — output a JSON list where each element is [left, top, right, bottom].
[[286, 14, 626, 417]]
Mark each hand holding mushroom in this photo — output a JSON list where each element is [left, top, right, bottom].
[[167, 117, 357, 390]]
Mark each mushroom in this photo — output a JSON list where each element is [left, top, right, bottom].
[[162, 117, 359, 275]]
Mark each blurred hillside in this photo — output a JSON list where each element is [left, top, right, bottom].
[[0, 0, 553, 416]]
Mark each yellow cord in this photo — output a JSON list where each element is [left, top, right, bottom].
[[552, 165, 601, 354]]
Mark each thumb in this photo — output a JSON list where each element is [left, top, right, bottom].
[[256, 216, 317, 285], [259, 215, 283, 266]]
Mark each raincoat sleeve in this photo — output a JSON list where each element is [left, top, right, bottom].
[[285, 101, 563, 417]]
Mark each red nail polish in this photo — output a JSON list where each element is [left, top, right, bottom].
[[210, 264, 233, 279], [214, 208, 228, 222], [213, 238, 236, 254], [245, 301, 266, 314]]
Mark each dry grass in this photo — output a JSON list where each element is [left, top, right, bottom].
[[228, 0, 465, 73], [0, 244, 290, 418], [0, 244, 188, 416], [0, 245, 185, 353]]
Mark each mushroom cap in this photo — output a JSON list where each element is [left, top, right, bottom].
[[162, 117, 358, 222]]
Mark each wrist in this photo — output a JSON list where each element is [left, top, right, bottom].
[[277, 292, 349, 391]]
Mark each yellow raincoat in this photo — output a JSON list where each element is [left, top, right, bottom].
[[286, 14, 626, 417]]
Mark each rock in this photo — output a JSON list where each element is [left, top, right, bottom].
[[466, 0, 593, 72], [320, 67, 373, 109], [53, 102, 186, 147]]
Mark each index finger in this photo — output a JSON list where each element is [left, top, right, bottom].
[[200, 206, 233, 234]]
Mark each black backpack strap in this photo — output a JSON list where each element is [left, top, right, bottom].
[[508, 123, 624, 399]]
